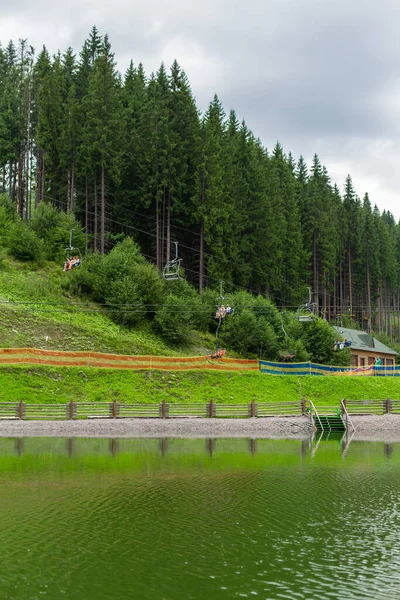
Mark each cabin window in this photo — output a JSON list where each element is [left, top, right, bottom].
[[360, 357, 365, 367], [352, 355, 358, 367], [386, 359, 393, 366], [368, 357, 375, 365]]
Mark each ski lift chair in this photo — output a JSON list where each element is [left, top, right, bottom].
[[163, 242, 182, 281], [296, 288, 317, 322], [209, 349, 226, 359], [64, 229, 82, 270]]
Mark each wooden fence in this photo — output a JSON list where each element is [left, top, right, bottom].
[[0, 400, 304, 420], [0, 399, 398, 420], [342, 399, 400, 415]]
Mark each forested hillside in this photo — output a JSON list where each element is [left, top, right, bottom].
[[0, 26, 399, 341]]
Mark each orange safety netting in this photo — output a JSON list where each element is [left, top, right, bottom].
[[0, 348, 259, 371]]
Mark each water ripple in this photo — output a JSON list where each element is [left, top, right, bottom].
[[0, 438, 399, 599]]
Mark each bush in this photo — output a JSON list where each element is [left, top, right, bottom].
[[7, 222, 45, 264], [299, 318, 346, 365], [0, 196, 16, 244], [29, 203, 85, 262], [105, 276, 144, 327], [154, 294, 193, 345]]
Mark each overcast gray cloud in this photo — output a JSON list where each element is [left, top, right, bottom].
[[1, 0, 399, 218]]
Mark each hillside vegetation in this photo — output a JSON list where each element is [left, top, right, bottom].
[[1, 27, 400, 343], [0, 203, 398, 406], [0, 198, 355, 365]]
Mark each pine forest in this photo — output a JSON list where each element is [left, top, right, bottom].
[[1, 27, 400, 346]]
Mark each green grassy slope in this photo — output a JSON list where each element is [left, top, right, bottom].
[[0, 367, 398, 405], [0, 257, 399, 406], [0, 258, 212, 355]]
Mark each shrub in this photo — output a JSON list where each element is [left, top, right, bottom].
[[154, 294, 193, 345], [105, 276, 144, 327], [7, 222, 45, 264], [299, 318, 346, 365], [29, 203, 85, 262]]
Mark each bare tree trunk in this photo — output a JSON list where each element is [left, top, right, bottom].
[[199, 221, 204, 293], [12, 161, 17, 203], [85, 176, 89, 254], [313, 233, 319, 313], [40, 154, 45, 204], [70, 162, 75, 213], [35, 151, 41, 207], [94, 177, 98, 252], [67, 168, 71, 212], [199, 176, 206, 292], [366, 262, 371, 332], [17, 156, 23, 216], [348, 245, 353, 316], [377, 283, 382, 334], [25, 82, 31, 220], [101, 164, 105, 254], [161, 187, 166, 268], [156, 195, 160, 269], [166, 190, 171, 265], [8, 161, 12, 199]]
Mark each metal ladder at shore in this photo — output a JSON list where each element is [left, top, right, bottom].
[[309, 400, 348, 434]]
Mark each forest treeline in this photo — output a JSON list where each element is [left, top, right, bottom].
[[0, 27, 400, 341]]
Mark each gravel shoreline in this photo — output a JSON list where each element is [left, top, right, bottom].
[[0, 415, 398, 441]]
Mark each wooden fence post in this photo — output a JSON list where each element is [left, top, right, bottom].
[[301, 398, 306, 415], [113, 399, 117, 419], [209, 400, 214, 418], [69, 400, 75, 420], [250, 399, 257, 418], [385, 398, 392, 414], [18, 400, 24, 420], [161, 399, 167, 419]]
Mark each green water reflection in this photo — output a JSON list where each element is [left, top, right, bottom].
[[0, 436, 399, 599]]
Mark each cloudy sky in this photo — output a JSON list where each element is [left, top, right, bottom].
[[1, 0, 399, 219]]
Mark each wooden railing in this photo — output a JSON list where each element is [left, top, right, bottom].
[[0, 399, 398, 421], [0, 400, 305, 420], [342, 398, 400, 415]]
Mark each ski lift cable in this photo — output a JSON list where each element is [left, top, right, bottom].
[[41, 190, 278, 287], [38, 192, 269, 296], [30, 194, 400, 313]]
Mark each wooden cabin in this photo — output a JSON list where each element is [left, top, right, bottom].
[[333, 326, 398, 367]]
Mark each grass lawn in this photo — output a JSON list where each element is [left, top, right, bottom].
[[0, 366, 398, 406]]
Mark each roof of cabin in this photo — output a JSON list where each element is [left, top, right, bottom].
[[333, 326, 398, 356]]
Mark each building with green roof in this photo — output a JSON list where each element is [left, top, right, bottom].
[[333, 326, 397, 367]]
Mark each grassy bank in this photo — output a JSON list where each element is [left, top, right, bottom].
[[0, 259, 214, 355], [1, 366, 399, 405]]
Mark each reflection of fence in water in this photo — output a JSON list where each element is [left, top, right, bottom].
[[2, 435, 395, 461]]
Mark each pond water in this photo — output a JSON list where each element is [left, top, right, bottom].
[[0, 436, 399, 600]]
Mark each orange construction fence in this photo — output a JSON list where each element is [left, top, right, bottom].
[[0, 348, 259, 371]]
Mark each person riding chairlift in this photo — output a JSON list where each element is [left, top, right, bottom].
[[63, 256, 80, 272], [215, 305, 226, 319]]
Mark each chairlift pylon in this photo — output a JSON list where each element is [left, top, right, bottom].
[[279, 312, 296, 361], [163, 241, 182, 281], [296, 287, 317, 323]]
